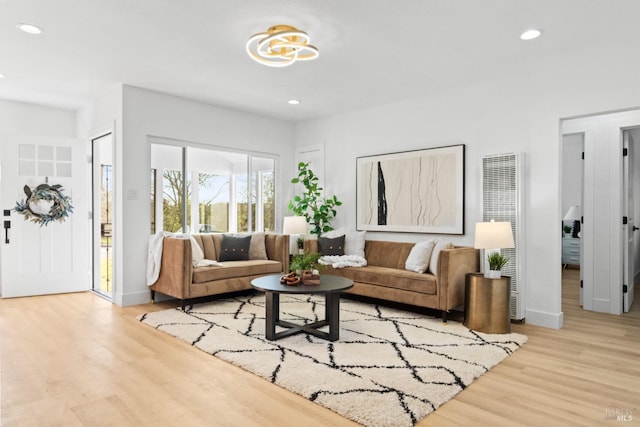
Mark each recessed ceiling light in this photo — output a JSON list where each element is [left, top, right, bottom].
[[520, 29, 541, 40], [16, 23, 43, 35], [0, 73, 5, 79], [288, 99, 301, 105]]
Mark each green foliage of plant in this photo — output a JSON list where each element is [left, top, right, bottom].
[[487, 252, 509, 271], [289, 251, 322, 273], [288, 162, 342, 235], [563, 225, 572, 234]]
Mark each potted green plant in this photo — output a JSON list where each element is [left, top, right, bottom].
[[289, 251, 322, 275], [486, 252, 509, 279], [288, 162, 342, 235], [563, 225, 572, 237]]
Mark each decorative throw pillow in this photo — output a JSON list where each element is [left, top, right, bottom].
[[318, 235, 346, 256], [249, 232, 268, 260], [219, 234, 251, 261], [188, 235, 206, 267], [428, 240, 453, 275], [344, 230, 366, 258], [322, 229, 345, 239], [405, 240, 436, 273]]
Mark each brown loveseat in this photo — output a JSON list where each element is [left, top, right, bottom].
[[150, 233, 289, 310], [305, 239, 478, 321]]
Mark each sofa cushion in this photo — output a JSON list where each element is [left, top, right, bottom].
[[429, 240, 453, 275], [323, 229, 367, 258], [192, 260, 282, 284], [364, 240, 413, 269], [405, 240, 436, 273], [192, 234, 217, 260], [219, 234, 251, 261], [249, 232, 268, 260], [318, 235, 345, 256], [326, 266, 437, 295], [345, 230, 366, 257]]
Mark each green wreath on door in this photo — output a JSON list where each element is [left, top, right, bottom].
[[14, 183, 74, 226]]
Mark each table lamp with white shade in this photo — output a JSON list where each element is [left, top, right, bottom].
[[474, 220, 515, 278], [282, 216, 308, 254]]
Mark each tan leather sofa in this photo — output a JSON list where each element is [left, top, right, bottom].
[[150, 233, 289, 310], [305, 239, 479, 321]]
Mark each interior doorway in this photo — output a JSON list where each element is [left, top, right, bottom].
[[561, 111, 640, 315], [92, 133, 113, 299], [623, 128, 640, 312], [561, 133, 584, 309]]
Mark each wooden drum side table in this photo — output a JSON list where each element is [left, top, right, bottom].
[[464, 272, 511, 334]]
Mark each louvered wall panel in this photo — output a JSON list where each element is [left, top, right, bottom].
[[482, 153, 525, 320]]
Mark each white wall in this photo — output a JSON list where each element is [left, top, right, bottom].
[[293, 50, 640, 328], [0, 99, 76, 137], [115, 85, 294, 306]]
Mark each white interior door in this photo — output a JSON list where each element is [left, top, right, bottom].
[[1, 135, 89, 298], [623, 131, 635, 312]]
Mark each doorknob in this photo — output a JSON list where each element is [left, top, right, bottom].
[[634, 226, 639, 231]]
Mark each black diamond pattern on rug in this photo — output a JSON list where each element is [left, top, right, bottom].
[[139, 293, 527, 427]]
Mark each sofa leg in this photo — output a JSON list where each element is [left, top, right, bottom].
[[181, 299, 186, 311], [442, 311, 448, 324], [150, 290, 155, 304]]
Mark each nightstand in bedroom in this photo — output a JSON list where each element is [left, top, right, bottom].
[[562, 237, 580, 268]]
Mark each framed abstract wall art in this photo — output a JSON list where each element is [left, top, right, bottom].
[[356, 144, 465, 234]]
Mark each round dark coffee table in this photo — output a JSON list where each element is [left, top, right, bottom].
[[251, 274, 353, 342]]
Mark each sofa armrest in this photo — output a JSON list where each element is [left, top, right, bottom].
[[303, 239, 319, 254], [265, 233, 290, 273], [437, 247, 479, 311], [149, 237, 193, 300]]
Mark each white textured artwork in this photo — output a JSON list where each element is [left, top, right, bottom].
[[357, 145, 464, 234]]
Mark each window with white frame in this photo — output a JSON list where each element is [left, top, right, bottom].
[[150, 142, 276, 234]]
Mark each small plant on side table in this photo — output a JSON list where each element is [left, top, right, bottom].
[[486, 252, 509, 279]]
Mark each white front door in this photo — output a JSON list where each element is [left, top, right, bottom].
[[623, 131, 635, 312], [1, 135, 89, 298]]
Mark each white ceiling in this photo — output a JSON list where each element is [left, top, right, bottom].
[[1, 0, 640, 122]]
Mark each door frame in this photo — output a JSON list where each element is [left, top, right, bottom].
[[90, 123, 116, 300], [562, 109, 640, 315]]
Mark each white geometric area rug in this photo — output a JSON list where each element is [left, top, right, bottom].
[[138, 294, 527, 427]]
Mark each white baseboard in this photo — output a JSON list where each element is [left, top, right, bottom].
[[115, 289, 154, 307], [525, 309, 563, 329]]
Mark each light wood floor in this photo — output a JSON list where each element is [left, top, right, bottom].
[[1, 269, 639, 426]]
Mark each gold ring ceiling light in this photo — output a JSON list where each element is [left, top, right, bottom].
[[246, 25, 319, 67]]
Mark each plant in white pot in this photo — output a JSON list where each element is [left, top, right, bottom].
[[486, 252, 509, 279], [474, 220, 515, 279]]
